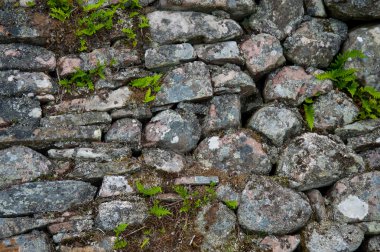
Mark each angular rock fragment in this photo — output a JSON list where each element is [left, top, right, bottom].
[[259, 235, 301, 252], [0, 146, 55, 189], [0, 181, 97, 216], [264, 66, 333, 106], [145, 43, 196, 69], [304, 0, 327, 17], [144, 109, 201, 153], [174, 176, 219, 185], [347, 128, 380, 152], [240, 34, 285, 79], [0, 43, 56, 71], [143, 148, 186, 173], [104, 118, 142, 150], [153, 61, 213, 106], [98, 176, 134, 198], [194, 130, 272, 175], [48, 216, 94, 243], [247, 105, 303, 146], [246, 0, 304, 40], [147, 11, 243, 44], [0, 231, 52, 252], [284, 18, 348, 68], [238, 176, 311, 234], [277, 133, 364, 191], [360, 148, 380, 170], [41, 112, 112, 127], [324, 0, 380, 20], [342, 24, 380, 90], [195, 41, 243, 65], [110, 104, 152, 121], [328, 171, 380, 223], [335, 118, 380, 140]]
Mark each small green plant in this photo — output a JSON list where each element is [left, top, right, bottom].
[[224, 200, 238, 210], [303, 97, 315, 130], [58, 62, 106, 92], [129, 74, 163, 103], [149, 200, 172, 218], [26, 1, 36, 7], [113, 223, 128, 250], [140, 237, 150, 249], [136, 181, 162, 197], [47, 0, 73, 21]]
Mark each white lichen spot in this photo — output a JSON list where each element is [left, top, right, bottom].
[[375, 137, 380, 143], [356, 36, 364, 43], [208, 136, 220, 150], [7, 75, 15, 82], [337, 195, 369, 220], [171, 136, 179, 144], [28, 107, 42, 118], [93, 129, 102, 139], [35, 78, 52, 89]]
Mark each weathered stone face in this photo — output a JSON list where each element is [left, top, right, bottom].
[[145, 43, 196, 69], [194, 41, 244, 65], [143, 148, 186, 173], [0, 231, 52, 252], [104, 118, 142, 150], [324, 0, 380, 20]]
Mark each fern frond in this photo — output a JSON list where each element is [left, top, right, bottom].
[[304, 103, 315, 130], [362, 86, 380, 99], [330, 50, 366, 70], [149, 200, 172, 218], [136, 181, 162, 197]]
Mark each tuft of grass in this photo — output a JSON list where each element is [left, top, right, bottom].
[[136, 181, 162, 197], [224, 200, 238, 210]]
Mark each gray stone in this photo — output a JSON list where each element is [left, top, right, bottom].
[[95, 199, 148, 231], [59, 236, 114, 252], [210, 64, 258, 97], [57, 47, 140, 76], [41, 112, 112, 127], [48, 216, 94, 243], [68, 160, 140, 182], [0, 70, 56, 97], [0, 43, 56, 71], [174, 176, 219, 185], [195, 203, 236, 251], [238, 175, 312, 234], [246, 0, 304, 40], [360, 148, 380, 170], [143, 148, 186, 173], [277, 133, 365, 191], [110, 104, 152, 121], [0, 146, 55, 190], [335, 118, 380, 140], [0, 217, 63, 239], [147, 11, 243, 44], [264, 66, 333, 106], [284, 18, 348, 68], [342, 24, 380, 90], [324, 0, 380, 20], [159, 0, 256, 19], [259, 235, 301, 252], [306, 189, 327, 222], [303, 221, 365, 252], [104, 118, 142, 149], [195, 41, 244, 65], [145, 43, 196, 69], [240, 33, 285, 80], [328, 171, 380, 223], [153, 61, 213, 106], [366, 236, 380, 252], [304, 0, 327, 17], [247, 105, 303, 146], [216, 185, 240, 205], [194, 130, 272, 175], [45, 87, 134, 114], [0, 181, 96, 216], [0, 231, 52, 252], [313, 90, 359, 132], [144, 109, 201, 153], [361, 222, 380, 235], [347, 128, 380, 152], [202, 94, 241, 135], [177, 102, 209, 116], [98, 176, 134, 198]]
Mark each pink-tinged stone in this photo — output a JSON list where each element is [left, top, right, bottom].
[[240, 33, 285, 80], [260, 235, 301, 252], [57, 56, 82, 76]]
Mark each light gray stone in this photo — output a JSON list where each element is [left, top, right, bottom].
[[98, 176, 134, 198], [259, 235, 301, 252], [145, 43, 196, 69], [335, 118, 380, 140], [195, 41, 243, 65], [143, 148, 186, 173], [40, 112, 112, 127], [104, 118, 142, 150]]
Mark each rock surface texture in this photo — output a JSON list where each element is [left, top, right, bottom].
[[0, 0, 379, 251]]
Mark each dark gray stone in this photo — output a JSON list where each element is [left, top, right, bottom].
[[238, 175, 312, 234], [304, 0, 327, 17], [195, 41, 244, 65], [277, 133, 365, 191], [0, 231, 52, 252], [104, 118, 142, 150], [0, 181, 97, 216], [335, 118, 380, 141], [347, 128, 380, 152], [324, 0, 380, 20], [40, 112, 112, 127]]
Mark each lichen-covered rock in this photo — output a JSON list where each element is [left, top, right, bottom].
[[238, 175, 312, 234], [347, 128, 380, 152], [195, 203, 236, 251], [366, 236, 380, 252], [153, 61, 213, 106], [259, 235, 300, 252], [264, 66, 333, 106], [0, 43, 56, 71], [143, 148, 186, 173], [144, 109, 201, 153], [328, 171, 380, 223], [246, 0, 304, 40], [144, 43, 196, 69], [194, 130, 272, 175], [147, 11, 243, 44], [0, 231, 52, 252], [342, 24, 380, 90], [324, 0, 380, 20], [104, 118, 142, 150], [284, 18, 348, 68], [195, 41, 244, 65], [335, 118, 380, 140], [202, 94, 241, 135], [110, 104, 152, 121], [210, 64, 258, 97], [48, 216, 93, 243], [95, 199, 148, 231], [240, 34, 285, 80], [159, 0, 256, 19], [0, 146, 55, 189], [360, 148, 380, 170], [304, 0, 327, 17], [313, 90, 359, 132], [247, 105, 303, 146], [98, 176, 134, 198], [41, 112, 112, 127], [0, 181, 96, 216], [0, 70, 56, 97], [302, 221, 365, 252], [277, 133, 365, 191]]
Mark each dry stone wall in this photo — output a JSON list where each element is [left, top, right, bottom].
[[0, 0, 380, 251]]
